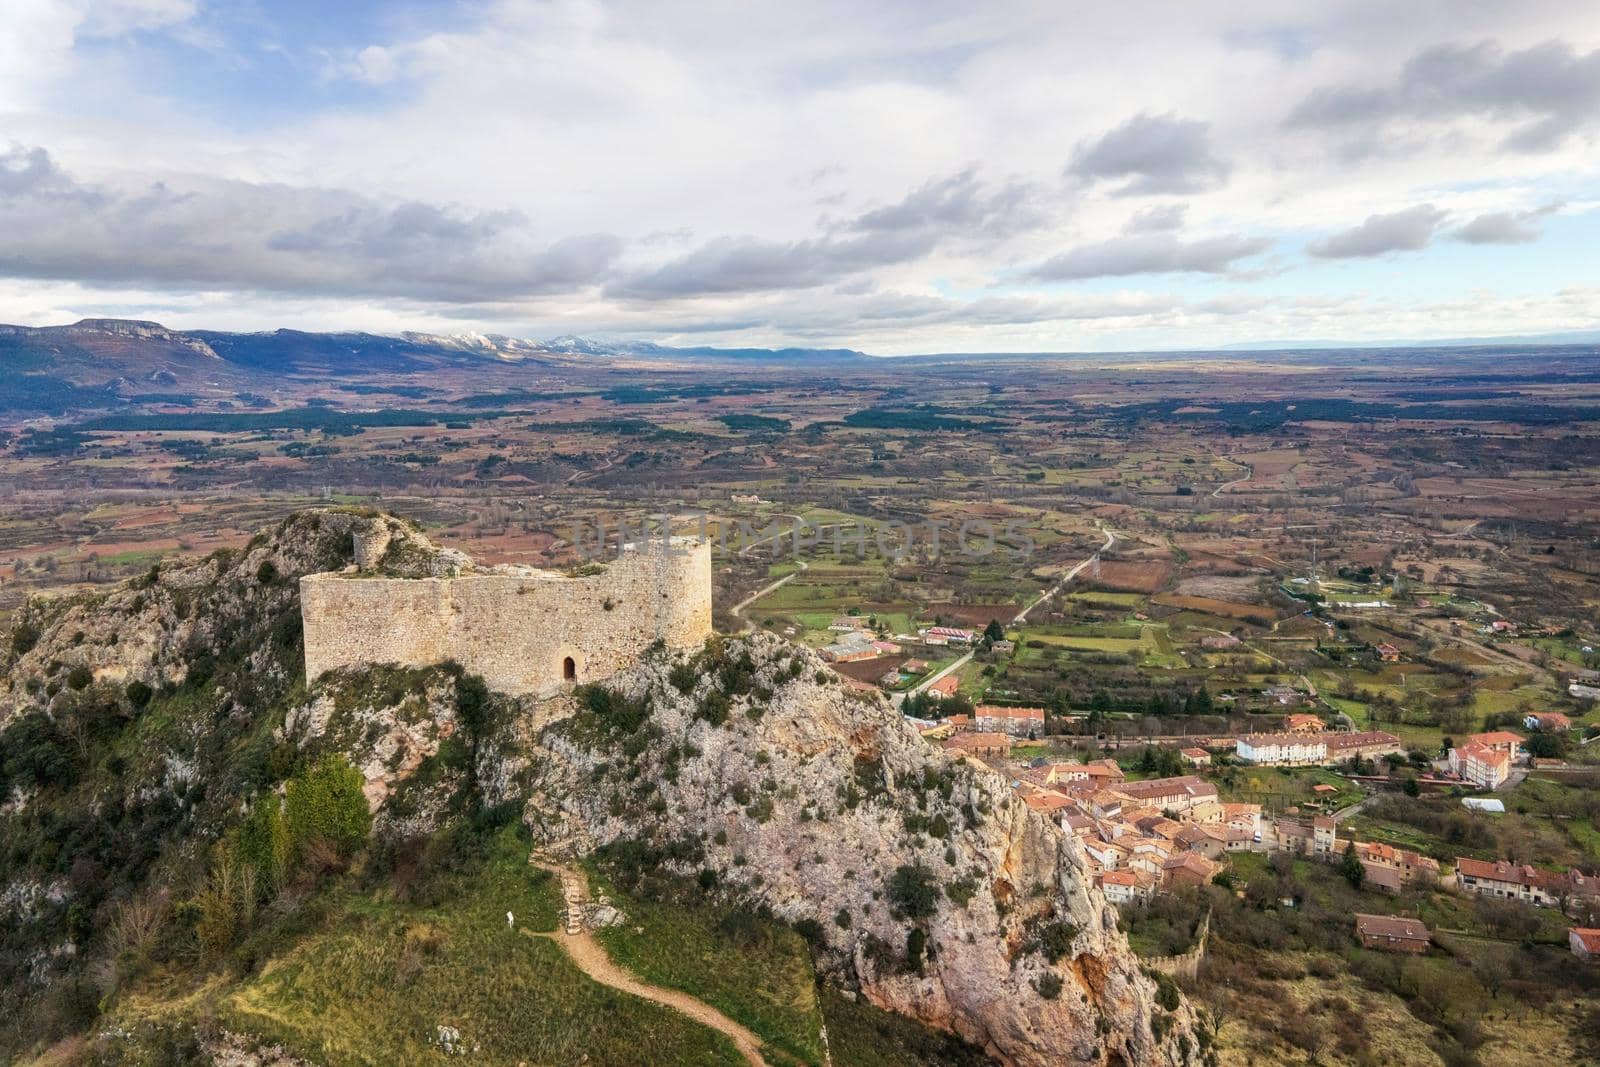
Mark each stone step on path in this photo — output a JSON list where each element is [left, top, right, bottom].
[[561, 869, 585, 935]]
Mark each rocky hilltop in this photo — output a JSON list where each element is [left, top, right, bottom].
[[0, 511, 453, 727], [528, 633, 1200, 1066], [0, 511, 1197, 1065]]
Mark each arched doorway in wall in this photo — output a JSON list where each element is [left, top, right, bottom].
[[562, 656, 577, 682]]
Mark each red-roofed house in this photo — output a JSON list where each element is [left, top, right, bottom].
[[1278, 815, 1340, 857], [1571, 928, 1600, 961], [1361, 862, 1405, 894], [1354, 841, 1440, 885], [1098, 869, 1154, 905], [1455, 858, 1568, 907], [1449, 741, 1511, 790], [925, 675, 960, 700], [1355, 914, 1430, 954], [1021, 790, 1075, 815], [1081, 759, 1126, 784], [1284, 713, 1326, 733], [1163, 852, 1222, 889], [1112, 776, 1218, 813], [941, 732, 1012, 759], [1181, 747, 1212, 767], [1468, 731, 1524, 756], [1524, 711, 1572, 732], [1223, 803, 1262, 836]]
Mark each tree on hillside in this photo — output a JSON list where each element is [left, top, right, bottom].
[[1522, 731, 1568, 759], [1339, 841, 1364, 888]]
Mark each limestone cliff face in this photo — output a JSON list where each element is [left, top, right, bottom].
[[526, 633, 1200, 1067]]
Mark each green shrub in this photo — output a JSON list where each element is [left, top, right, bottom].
[[888, 865, 939, 920], [284, 754, 371, 861], [455, 671, 491, 742], [1035, 972, 1064, 999], [669, 662, 699, 695], [746, 795, 775, 823], [697, 689, 731, 727], [577, 684, 651, 737], [794, 917, 825, 945], [236, 793, 292, 895], [945, 876, 977, 908], [125, 679, 154, 709], [1150, 969, 1181, 1011], [66, 664, 93, 690], [1030, 919, 1079, 964], [9, 620, 40, 657]]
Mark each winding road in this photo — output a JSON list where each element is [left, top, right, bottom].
[[1212, 463, 1253, 498]]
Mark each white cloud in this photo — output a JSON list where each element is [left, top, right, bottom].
[[1452, 204, 1561, 244], [1067, 114, 1231, 195], [1029, 232, 1272, 281], [1307, 204, 1448, 258], [2, 1, 1598, 349]]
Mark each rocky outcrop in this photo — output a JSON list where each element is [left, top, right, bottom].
[[525, 633, 1200, 1067], [63, 318, 221, 359], [0, 509, 447, 728]]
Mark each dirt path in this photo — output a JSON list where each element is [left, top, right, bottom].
[[566, 453, 618, 485], [526, 861, 769, 1067]]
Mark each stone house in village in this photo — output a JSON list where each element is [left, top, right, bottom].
[[1355, 914, 1431, 954]]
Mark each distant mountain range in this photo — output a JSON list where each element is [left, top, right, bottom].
[[2, 316, 1598, 417], [0, 318, 875, 414], [0, 318, 870, 372]]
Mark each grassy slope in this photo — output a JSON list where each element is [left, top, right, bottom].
[[113, 830, 745, 1067], [590, 868, 826, 1066]]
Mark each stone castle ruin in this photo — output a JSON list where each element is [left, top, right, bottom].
[[300, 519, 712, 698]]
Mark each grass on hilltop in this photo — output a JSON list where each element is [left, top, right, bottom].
[[589, 865, 827, 1066], [110, 827, 746, 1067]]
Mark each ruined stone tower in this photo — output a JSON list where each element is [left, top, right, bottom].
[[300, 533, 712, 699]]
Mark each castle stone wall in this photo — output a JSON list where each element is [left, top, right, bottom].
[[300, 539, 711, 698]]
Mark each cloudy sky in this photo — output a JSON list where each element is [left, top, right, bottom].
[[2, 0, 1599, 352]]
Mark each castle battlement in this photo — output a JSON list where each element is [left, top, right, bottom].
[[300, 536, 712, 698]]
